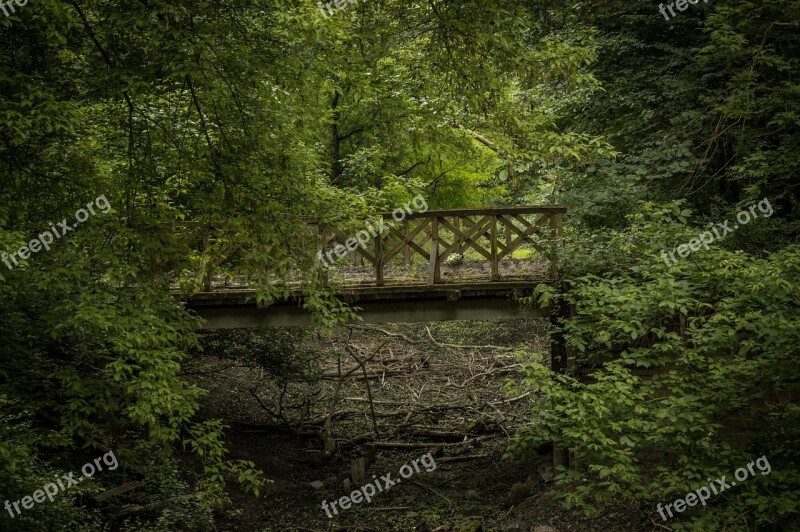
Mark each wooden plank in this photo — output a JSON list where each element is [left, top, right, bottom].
[[497, 214, 551, 260], [354, 242, 376, 265], [459, 215, 497, 251], [383, 219, 430, 262], [490, 215, 499, 281], [409, 218, 432, 259], [375, 233, 384, 286], [510, 213, 536, 231], [438, 216, 492, 261], [92, 481, 143, 503], [428, 218, 439, 285], [328, 225, 376, 264], [184, 281, 548, 302]]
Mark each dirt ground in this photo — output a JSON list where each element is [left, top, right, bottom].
[[193, 321, 649, 532]]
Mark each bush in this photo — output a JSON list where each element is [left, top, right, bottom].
[[508, 203, 800, 530]]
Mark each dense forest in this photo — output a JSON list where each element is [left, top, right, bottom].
[[1, 0, 798, 530]]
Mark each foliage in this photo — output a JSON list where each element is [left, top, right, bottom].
[[509, 0, 800, 527], [2, 0, 606, 526], [1, 0, 798, 528], [509, 204, 800, 529]]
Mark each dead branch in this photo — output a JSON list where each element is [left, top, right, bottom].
[[324, 340, 386, 455], [361, 435, 495, 449], [435, 454, 488, 463], [489, 391, 534, 406], [396, 428, 468, 441], [344, 397, 409, 405], [409, 479, 454, 508], [320, 369, 406, 380], [425, 326, 514, 351], [347, 344, 380, 438], [249, 386, 291, 429], [460, 364, 523, 386], [348, 324, 421, 344], [348, 323, 517, 354]]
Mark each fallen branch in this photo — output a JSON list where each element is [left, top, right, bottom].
[[365, 435, 494, 449], [320, 369, 406, 381], [396, 428, 469, 441], [347, 324, 420, 344], [348, 323, 515, 351], [409, 479, 454, 508], [460, 364, 523, 386], [249, 386, 291, 429], [91, 481, 143, 503], [434, 454, 488, 463], [307, 407, 420, 426], [344, 397, 409, 405], [347, 344, 380, 438], [489, 391, 534, 406], [324, 340, 386, 455], [424, 326, 514, 351]]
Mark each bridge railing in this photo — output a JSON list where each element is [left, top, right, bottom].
[[312, 206, 567, 287], [185, 206, 567, 290]]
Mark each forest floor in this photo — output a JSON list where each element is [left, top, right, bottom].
[[193, 321, 649, 532]]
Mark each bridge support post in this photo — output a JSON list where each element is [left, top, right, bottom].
[[548, 213, 565, 280]]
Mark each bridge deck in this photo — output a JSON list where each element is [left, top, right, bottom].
[[183, 206, 567, 327], [189, 281, 549, 327]]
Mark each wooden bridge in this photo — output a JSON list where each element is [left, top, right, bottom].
[[184, 206, 567, 328]]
